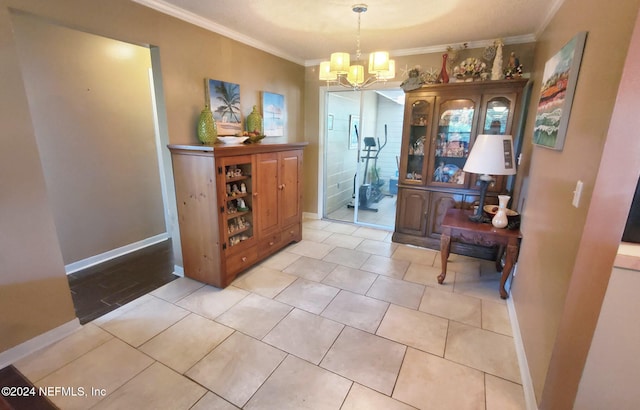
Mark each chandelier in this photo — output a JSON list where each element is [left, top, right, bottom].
[[319, 4, 395, 89]]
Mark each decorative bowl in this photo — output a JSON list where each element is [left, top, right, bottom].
[[217, 136, 249, 144], [483, 205, 519, 217], [246, 134, 266, 143]]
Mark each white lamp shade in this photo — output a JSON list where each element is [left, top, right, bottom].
[[319, 61, 337, 80], [368, 51, 390, 73], [347, 64, 365, 85], [463, 134, 516, 176], [330, 52, 350, 74], [377, 59, 395, 80]]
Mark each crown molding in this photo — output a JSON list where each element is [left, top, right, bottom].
[[305, 34, 537, 67], [536, 0, 566, 38], [132, 0, 305, 65]]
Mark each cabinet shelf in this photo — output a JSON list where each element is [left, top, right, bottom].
[[226, 210, 250, 220], [226, 192, 250, 201], [436, 155, 467, 159], [226, 175, 250, 182], [228, 226, 250, 237]]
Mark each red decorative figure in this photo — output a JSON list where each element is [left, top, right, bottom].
[[438, 53, 449, 83]]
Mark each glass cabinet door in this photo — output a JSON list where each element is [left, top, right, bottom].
[[481, 96, 513, 135], [401, 98, 433, 184], [220, 156, 255, 250], [474, 94, 516, 192], [429, 97, 478, 188]]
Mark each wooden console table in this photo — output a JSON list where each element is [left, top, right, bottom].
[[438, 209, 522, 299]]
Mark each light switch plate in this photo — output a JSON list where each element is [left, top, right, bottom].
[[572, 180, 583, 208]]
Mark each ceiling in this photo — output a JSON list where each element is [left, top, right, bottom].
[[134, 0, 564, 66]]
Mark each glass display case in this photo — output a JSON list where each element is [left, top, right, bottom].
[[393, 79, 529, 258], [404, 98, 433, 183], [222, 159, 254, 249], [430, 98, 477, 187]]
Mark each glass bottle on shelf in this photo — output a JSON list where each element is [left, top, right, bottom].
[[405, 99, 431, 182], [430, 98, 475, 186], [223, 162, 254, 249]]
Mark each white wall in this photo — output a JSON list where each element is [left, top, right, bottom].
[[574, 264, 640, 408]]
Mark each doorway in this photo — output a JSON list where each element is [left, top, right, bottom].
[[323, 88, 404, 229]]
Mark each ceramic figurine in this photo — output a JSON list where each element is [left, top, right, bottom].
[[491, 40, 504, 80]]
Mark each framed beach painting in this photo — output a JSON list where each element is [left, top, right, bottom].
[[533, 32, 587, 150], [207, 79, 242, 135], [262, 91, 285, 137]]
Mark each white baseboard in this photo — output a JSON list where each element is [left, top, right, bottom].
[[507, 289, 538, 410], [0, 318, 81, 369], [173, 264, 184, 277], [65, 233, 170, 274], [302, 212, 320, 220]]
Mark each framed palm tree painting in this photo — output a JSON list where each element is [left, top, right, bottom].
[[207, 79, 241, 135]]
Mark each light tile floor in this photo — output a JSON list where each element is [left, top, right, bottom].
[[15, 219, 525, 409]]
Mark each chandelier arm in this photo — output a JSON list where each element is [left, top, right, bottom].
[[319, 4, 394, 87]]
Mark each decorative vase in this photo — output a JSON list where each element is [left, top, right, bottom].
[[197, 104, 217, 144], [492, 195, 510, 228], [246, 105, 263, 134], [438, 53, 449, 84], [491, 41, 503, 80]]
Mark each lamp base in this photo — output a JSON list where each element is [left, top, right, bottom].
[[467, 176, 492, 223], [468, 213, 485, 222]]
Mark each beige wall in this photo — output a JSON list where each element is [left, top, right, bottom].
[[12, 12, 166, 265], [0, 0, 76, 351], [0, 0, 304, 352], [511, 0, 640, 407]]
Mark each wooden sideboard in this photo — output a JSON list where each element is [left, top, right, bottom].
[[168, 142, 307, 287]]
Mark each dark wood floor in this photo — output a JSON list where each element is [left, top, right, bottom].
[[0, 366, 57, 410], [0, 239, 178, 410], [67, 238, 178, 324]]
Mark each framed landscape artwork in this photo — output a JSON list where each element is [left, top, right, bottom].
[[533, 32, 588, 150], [262, 92, 285, 137], [207, 79, 242, 135]]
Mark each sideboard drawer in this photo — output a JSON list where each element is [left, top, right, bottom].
[[225, 246, 258, 277]]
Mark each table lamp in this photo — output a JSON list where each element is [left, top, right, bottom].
[[463, 134, 516, 222]]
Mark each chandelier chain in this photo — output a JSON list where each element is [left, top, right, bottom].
[[355, 10, 362, 62]]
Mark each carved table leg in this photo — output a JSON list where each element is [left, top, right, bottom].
[[495, 244, 505, 272], [438, 231, 451, 284], [499, 242, 519, 299]]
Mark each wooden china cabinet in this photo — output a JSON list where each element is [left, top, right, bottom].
[[393, 78, 529, 259], [168, 142, 306, 287]]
